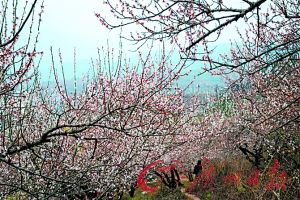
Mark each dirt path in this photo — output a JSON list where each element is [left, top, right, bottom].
[[180, 176, 200, 200], [181, 188, 200, 200]]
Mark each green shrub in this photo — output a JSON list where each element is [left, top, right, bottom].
[[121, 189, 153, 200], [5, 192, 28, 200], [151, 185, 188, 200]]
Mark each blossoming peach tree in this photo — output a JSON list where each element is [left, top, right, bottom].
[[98, 0, 300, 197], [0, 2, 207, 196], [1, 0, 299, 198], [0, 0, 43, 195], [97, 0, 300, 143], [0, 43, 206, 199]]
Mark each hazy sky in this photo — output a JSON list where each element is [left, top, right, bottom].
[[37, 0, 120, 80], [33, 0, 246, 89]]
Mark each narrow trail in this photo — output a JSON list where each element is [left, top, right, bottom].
[[180, 176, 200, 200], [181, 188, 200, 200]]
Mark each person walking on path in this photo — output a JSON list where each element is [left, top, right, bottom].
[[193, 160, 202, 178]]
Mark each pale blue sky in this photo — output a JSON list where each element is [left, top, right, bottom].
[[32, 0, 246, 90], [37, 0, 122, 80]]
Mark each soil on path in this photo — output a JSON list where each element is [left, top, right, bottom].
[[180, 176, 200, 200], [181, 188, 200, 200]]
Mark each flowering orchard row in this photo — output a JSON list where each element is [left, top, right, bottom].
[[1, 0, 300, 199]]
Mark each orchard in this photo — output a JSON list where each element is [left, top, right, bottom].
[[0, 0, 299, 199]]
